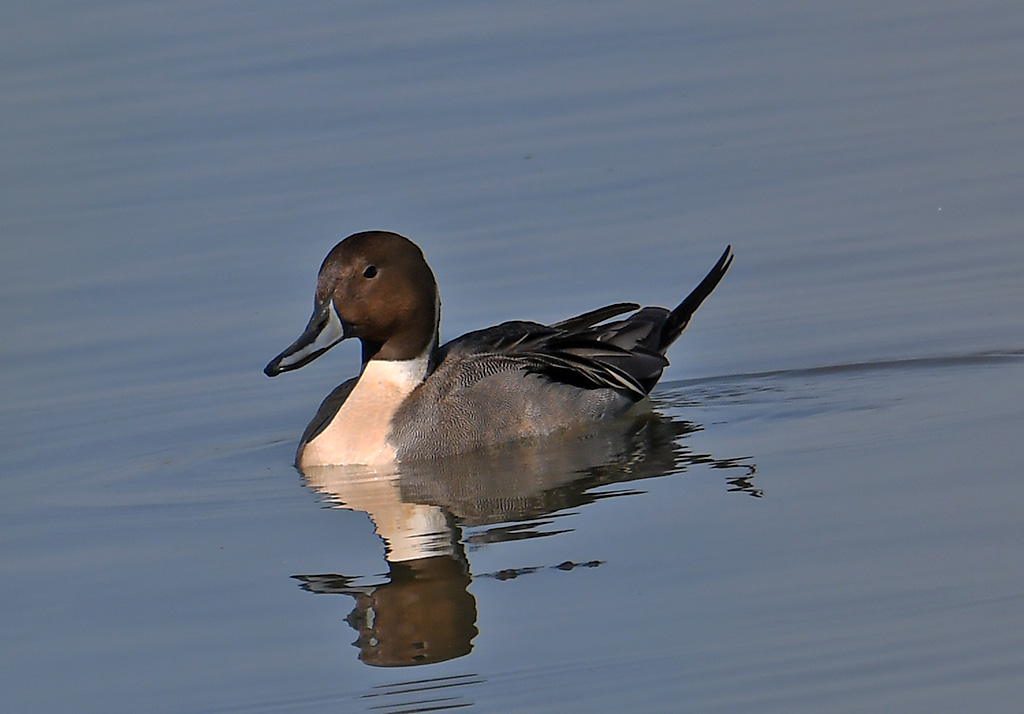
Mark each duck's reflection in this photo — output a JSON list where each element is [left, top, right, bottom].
[[293, 413, 756, 667], [295, 554, 476, 667]]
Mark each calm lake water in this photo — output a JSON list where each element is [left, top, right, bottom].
[[3, 1, 1024, 712]]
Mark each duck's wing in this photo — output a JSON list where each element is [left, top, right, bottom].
[[519, 331, 667, 398], [548, 302, 640, 331], [434, 241, 733, 400], [436, 313, 666, 400]]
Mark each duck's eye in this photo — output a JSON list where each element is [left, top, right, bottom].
[[363, 265, 378, 279]]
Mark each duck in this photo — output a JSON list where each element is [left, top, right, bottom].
[[265, 231, 732, 467]]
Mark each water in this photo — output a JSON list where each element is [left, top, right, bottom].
[[3, 1, 1024, 712]]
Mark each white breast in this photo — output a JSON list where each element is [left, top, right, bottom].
[[299, 356, 428, 466]]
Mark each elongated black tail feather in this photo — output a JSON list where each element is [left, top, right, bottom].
[[659, 246, 732, 352]]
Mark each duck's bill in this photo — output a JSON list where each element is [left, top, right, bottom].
[[265, 300, 347, 376]]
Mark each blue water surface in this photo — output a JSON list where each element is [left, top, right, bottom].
[[2, 1, 1023, 712]]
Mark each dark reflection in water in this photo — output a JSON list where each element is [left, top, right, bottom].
[[293, 413, 755, 670], [295, 549, 476, 667]]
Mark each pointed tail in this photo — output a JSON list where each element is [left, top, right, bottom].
[[658, 245, 733, 352]]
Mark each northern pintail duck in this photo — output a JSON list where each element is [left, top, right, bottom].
[[266, 231, 732, 467]]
